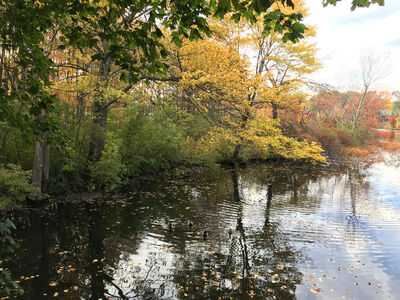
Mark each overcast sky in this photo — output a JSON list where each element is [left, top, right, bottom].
[[305, 0, 400, 92]]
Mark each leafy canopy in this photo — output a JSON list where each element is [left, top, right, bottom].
[[0, 0, 385, 134], [323, 0, 384, 10]]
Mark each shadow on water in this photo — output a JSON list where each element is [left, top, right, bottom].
[[3, 154, 400, 299]]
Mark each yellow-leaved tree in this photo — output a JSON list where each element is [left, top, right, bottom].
[[156, 9, 326, 164]]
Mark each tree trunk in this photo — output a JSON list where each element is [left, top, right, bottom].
[[232, 144, 241, 163], [89, 41, 112, 162], [231, 111, 250, 163], [77, 92, 85, 117], [272, 103, 278, 119], [89, 102, 108, 161], [32, 111, 50, 200]]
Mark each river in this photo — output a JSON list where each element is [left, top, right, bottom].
[[3, 153, 400, 299]]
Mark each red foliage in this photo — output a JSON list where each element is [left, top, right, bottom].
[[310, 90, 390, 131], [313, 127, 339, 152], [376, 131, 393, 140]]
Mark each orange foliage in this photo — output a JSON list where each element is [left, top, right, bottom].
[[341, 147, 371, 157], [310, 90, 390, 130], [379, 142, 400, 152]]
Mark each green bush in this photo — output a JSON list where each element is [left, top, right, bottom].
[[48, 102, 94, 193], [88, 141, 127, 192], [352, 126, 374, 146], [338, 123, 373, 146], [0, 164, 38, 207], [119, 108, 184, 176], [175, 112, 212, 139], [0, 122, 33, 169]]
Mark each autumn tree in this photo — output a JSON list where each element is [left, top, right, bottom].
[[0, 0, 309, 197], [248, 1, 321, 120], [157, 27, 325, 163], [0, 0, 385, 197]]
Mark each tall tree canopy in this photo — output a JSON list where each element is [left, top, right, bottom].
[[0, 0, 384, 129]]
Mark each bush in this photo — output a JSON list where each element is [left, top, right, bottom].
[[119, 108, 184, 175], [313, 126, 339, 152], [379, 142, 400, 152], [0, 122, 33, 169], [341, 146, 371, 157], [180, 133, 234, 166], [352, 127, 375, 146], [336, 129, 353, 146], [88, 142, 127, 192], [375, 131, 393, 141], [0, 164, 38, 207], [47, 102, 94, 193]]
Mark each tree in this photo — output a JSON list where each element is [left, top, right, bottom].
[[247, 0, 320, 120], [159, 29, 325, 163], [169, 1, 322, 162], [349, 50, 389, 135], [322, 0, 384, 10], [0, 0, 309, 198], [391, 91, 400, 116], [309, 89, 390, 147], [0, 0, 385, 197]]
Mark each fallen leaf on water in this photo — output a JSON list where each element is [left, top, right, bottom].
[[310, 288, 322, 294]]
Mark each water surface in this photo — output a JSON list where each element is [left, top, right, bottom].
[[4, 154, 400, 299]]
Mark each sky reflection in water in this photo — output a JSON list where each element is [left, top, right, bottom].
[[5, 153, 400, 299]]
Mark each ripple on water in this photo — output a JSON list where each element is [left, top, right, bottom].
[[5, 154, 400, 300]]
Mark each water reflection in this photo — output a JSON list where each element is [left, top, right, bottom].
[[3, 154, 400, 299]]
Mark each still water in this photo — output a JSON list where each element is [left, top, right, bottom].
[[4, 153, 400, 299]]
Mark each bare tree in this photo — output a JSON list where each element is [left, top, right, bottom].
[[350, 49, 391, 134]]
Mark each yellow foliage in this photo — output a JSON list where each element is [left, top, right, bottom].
[[162, 8, 325, 164]]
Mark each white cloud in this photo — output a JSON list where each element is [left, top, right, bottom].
[[305, 0, 400, 91]]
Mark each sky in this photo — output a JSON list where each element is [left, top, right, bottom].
[[305, 0, 400, 92]]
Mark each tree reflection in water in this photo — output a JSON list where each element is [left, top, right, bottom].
[[2, 161, 381, 299]]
